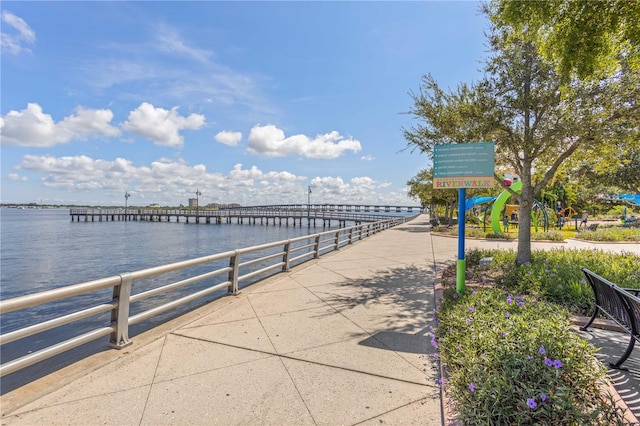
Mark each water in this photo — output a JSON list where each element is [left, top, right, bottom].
[[1, 207, 367, 393]]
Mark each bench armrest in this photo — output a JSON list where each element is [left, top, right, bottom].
[[622, 288, 640, 297]]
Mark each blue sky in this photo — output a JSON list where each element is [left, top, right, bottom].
[[1, 1, 488, 207]]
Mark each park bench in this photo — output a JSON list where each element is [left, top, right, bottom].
[[580, 268, 640, 369]]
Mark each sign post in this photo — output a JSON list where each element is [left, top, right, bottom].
[[433, 143, 495, 294]]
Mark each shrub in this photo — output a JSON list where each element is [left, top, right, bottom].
[[464, 248, 640, 315], [532, 230, 564, 241], [577, 227, 640, 242], [435, 289, 628, 425], [486, 231, 512, 239], [466, 228, 486, 238]]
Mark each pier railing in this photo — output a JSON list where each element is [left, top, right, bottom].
[[69, 207, 402, 224], [0, 217, 411, 377]]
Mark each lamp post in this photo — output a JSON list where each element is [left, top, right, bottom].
[[195, 189, 202, 222], [124, 191, 130, 221]]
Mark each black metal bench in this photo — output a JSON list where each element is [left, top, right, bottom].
[[580, 267, 640, 369]]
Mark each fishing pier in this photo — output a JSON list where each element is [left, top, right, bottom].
[[69, 204, 422, 227]]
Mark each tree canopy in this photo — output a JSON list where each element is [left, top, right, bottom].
[[403, 14, 639, 265], [489, 0, 640, 80]]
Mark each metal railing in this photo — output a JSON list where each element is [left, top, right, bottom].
[[0, 217, 410, 377]]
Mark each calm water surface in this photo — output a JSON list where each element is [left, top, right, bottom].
[[0, 207, 351, 392]]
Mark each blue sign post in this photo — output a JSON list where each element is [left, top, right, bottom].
[[433, 143, 495, 294]]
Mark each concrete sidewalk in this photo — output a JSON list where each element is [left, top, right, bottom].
[[1, 216, 638, 425], [1, 215, 443, 425]]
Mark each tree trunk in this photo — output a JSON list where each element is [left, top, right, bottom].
[[516, 166, 534, 264]]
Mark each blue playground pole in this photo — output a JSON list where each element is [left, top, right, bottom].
[[457, 188, 466, 294]]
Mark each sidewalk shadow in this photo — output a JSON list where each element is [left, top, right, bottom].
[[309, 264, 439, 355], [358, 330, 431, 355], [575, 327, 640, 421], [393, 226, 431, 233]]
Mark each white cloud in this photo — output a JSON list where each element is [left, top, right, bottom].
[[77, 24, 273, 116], [1, 11, 35, 54], [215, 130, 242, 146], [361, 155, 375, 161], [309, 175, 400, 204], [7, 173, 27, 182], [13, 154, 414, 206], [15, 155, 311, 205], [0, 103, 120, 147], [156, 24, 213, 63], [247, 124, 362, 159], [122, 102, 205, 147]]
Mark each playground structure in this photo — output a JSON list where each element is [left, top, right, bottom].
[[599, 193, 640, 224], [600, 193, 640, 208], [465, 188, 640, 233], [464, 181, 571, 234]]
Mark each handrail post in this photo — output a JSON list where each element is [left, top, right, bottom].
[[282, 241, 291, 271], [349, 227, 354, 244], [228, 251, 240, 294], [110, 273, 133, 349], [314, 235, 321, 258], [334, 231, 340, 251]]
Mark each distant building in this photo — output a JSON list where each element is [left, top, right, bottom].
[[205, 203, 242, 209], [188, 198, 198, 208]]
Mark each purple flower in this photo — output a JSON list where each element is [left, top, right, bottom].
[[553, 359, 563, 369], [457, 344, 463, 350], [581, 279, 587, 284], [527, 356, 534, 361], [472, 290, 477, 295], [527, 398, 537, 409], [433, 353, 439, 359], [438, 378, 445, 386], [545, 357, 553, 367], [507, 296, 513, 304], [469, 306, 474, 313], [540, 394, 547, 402], [482, 278, 487, 285], [449, 328, 454, 334], [539, 347, 546, 355], [465, 318, 471, 324], [469, 383, 475, 392], [505, 311, 510, 318], [517, 301, 524, 307]]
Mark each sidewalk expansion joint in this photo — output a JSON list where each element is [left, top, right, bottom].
[[169, 331, 439, 389]]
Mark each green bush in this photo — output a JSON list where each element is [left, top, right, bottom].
[[466, 228, 486, 238], [577, 227, 640, 242], [486, 231, 513, 239], [435, 289, 628, 424], [532, 230, 564, 241], [465, 248, 640, 315]]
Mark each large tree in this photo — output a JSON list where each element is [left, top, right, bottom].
[[490, 0, 640, 80], [407, 168, 458, 224], [404, 22, 639, 264]]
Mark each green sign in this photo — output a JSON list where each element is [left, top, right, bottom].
[[433, 143, 495, 189]]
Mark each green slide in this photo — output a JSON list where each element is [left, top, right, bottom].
[[490, 180, 522, 233]]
